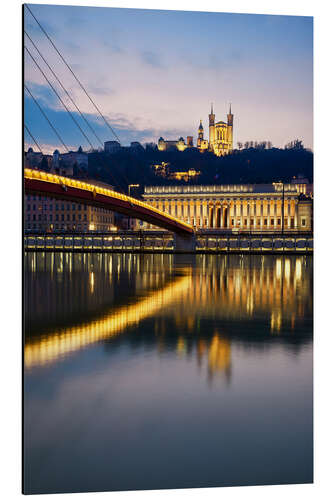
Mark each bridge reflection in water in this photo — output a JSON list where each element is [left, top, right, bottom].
[[25, 252, 312, 375], [24, 252, 313, 493]]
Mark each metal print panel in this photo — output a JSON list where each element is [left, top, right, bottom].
[[23, 3, 313, 494]]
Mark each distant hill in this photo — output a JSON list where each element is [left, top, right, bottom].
[[87, 145, 313, 193]]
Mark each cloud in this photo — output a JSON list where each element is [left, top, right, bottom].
[[89, 85, 115, 97], [141, 50, 164, 68], [24, 141, 79, 155], [24, 82, 60, 110], [23, 5, 313, 149], [102, 38, 124, 54]]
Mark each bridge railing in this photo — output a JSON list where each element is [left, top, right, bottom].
[[24, 168, 193, 232], [24, 232, 313, 253]]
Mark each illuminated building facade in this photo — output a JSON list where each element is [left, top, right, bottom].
[[24, 194, 115, 232], [157, 136, 188, 152], [157, 104, 233, 156], [207, 103, 233, 156], [24, 177, 117, 232], [169, 169, 201, 182], [140, 183, 313, 231]]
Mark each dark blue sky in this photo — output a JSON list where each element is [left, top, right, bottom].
[[24, 4, 313, 152]]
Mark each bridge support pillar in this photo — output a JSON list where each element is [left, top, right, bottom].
[[173, 233, 196, 253]]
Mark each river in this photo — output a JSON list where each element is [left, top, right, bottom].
[[24, 252, 313, 494]]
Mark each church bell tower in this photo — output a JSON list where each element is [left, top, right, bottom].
[[197, 120, 204, 147], [227, 103, 234, 150], [209, 103, 215, 150]]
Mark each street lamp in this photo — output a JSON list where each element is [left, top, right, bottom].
[[128, 184, 140, 197], [281, 181, 285, 235], [127, 184, 140, 230]]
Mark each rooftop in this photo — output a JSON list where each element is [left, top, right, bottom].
[[144, 184, 300, 195]]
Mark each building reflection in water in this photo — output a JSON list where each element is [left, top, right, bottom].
[[25, 253, 312, 376]]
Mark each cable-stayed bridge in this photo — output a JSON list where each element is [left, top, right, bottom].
[[24, 168, 194, 236]]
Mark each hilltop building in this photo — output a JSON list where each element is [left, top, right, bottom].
[[157, 104, 234, 156], [25, 147, 52, 170], [104, 140, 145, 154], [51, 147, 88, 177], [157, 137, 188, 152]]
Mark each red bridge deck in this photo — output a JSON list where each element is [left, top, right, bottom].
[[24, 169, 194, 235]]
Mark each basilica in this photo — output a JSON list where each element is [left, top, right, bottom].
[[157, 104, 234, 156]]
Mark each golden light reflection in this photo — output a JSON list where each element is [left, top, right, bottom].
[[276, 258, 282, 279], [284, 259, 291, 280], [177, 336, 186, 355], [25, 254, 312, 368], [295, 258, 302, 281], [89, 271, 95, 294], [270, 310, 282, 333], [208, 333, 231, 376], [25, 273, 192, 368]]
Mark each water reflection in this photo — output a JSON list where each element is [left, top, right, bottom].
[[24, 253, 313, 493], [25, 253, 312, 373]]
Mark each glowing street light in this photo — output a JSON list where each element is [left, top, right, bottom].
[[128, 184, 140, 196]]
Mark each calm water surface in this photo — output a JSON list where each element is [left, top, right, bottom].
[[24, 252, 313, 494]]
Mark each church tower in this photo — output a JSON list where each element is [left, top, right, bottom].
[[227, 103, 234, 150], [197, 120, 204, 147], [209, 103, 215, 150]]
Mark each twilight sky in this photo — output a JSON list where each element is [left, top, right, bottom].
[[24, 4, 313, 153]]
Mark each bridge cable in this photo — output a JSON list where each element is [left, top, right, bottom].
[[24, 124, 44, 154], [25, 45, 95, 150], [24, 8, 131, 194], [24, 33, 127, 192], [25, 4, 121, 144], [24, 85, 70, 153], [25, 30, 104, 149], [25, 45, 129, 192]]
